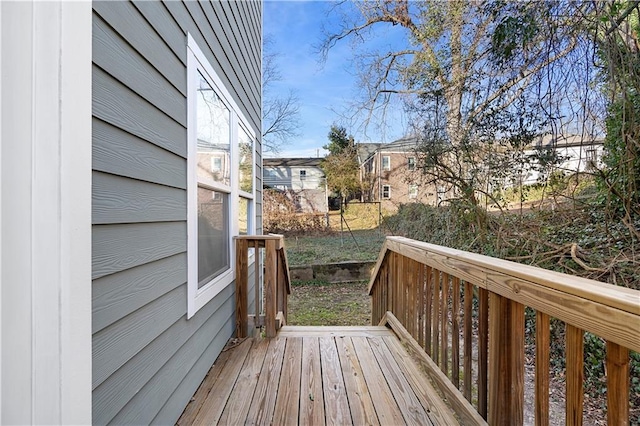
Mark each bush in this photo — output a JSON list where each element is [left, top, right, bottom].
[[263, 189, 329, 235]]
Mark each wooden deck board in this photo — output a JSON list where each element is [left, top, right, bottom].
[[299, 337, 325, 425], [218, 339, 269, 424], [369, 336, 434, 425], [192, 338, 253, 425], [179, 326, 460, 425], [246, 337, 286, 425], [335, 336, 380, 426], [319, 337, 351, 425], [272, 337, 302, 426], [351, 336, 406, 425]]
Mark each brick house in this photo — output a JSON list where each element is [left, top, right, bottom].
[[358, 137, 442, 212]]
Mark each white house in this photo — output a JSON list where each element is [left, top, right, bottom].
[[522, 134, 605, 185], [263, 158, 329, 213]]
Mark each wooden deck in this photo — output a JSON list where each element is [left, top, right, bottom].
[[177, 326, 459, 425]]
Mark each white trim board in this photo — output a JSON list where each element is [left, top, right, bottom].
[[0, 2, 92, 423]]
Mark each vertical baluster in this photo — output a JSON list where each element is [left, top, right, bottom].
[[488, 293, 524, 425], [606, 341, 629, 425], [391, 252, 397, 317], [417, 262, 425, 349], [432, 269, 440, 366], [409, 258, 418, 339], [403, 256, 410, 329], [441, 272, 449, 375], [536, 311, 550, 426], [425, 266, 433, 356], [478, 287, 489, 419], [452, 276, 461, 389], [382, 261, 389, 323], [463, 281, 473, 402], [566, 325, 584, 426], [235, 238, 249, 338], [254, 240, 261, 320]]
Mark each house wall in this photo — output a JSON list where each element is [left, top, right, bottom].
[[363, 152, 438, 212], [264, 165, 328, 213], [522, 144, 604, 186], [1, 2, 92, 423], [264, 165, 326, 191], [91, 1, 261, 424]]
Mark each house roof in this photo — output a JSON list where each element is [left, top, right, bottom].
[[378, 136, 420, 152], [263, 157, 324, 168], [532, 134, 604, 149], [357, 136, 420, 164], [356, 143, 382, 164]]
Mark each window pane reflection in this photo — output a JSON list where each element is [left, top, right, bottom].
[[198, 186, 229, 288], [238, 197, 250, 235], [238, 128, 253, 193], [197, 72, 230, 186]]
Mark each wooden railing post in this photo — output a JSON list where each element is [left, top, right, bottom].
[[235, 238, 249, 338], [264, 239, 277, 338], [606, 341, 629, 425], [488, 292, 525, 425]]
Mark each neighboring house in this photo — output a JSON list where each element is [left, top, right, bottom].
[[1, 1, 261, 424], [359, 137, 440, 212], [520, 134, 605, 186], [359, 134, 604, 211], [263, 157, 329, 213]]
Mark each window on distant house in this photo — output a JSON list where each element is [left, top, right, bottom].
[[409, 184, 418, 199], [382, 185, 391, 199], [187, 34, 255, 318], [299, 170, 307, 180], [408, 157, 416, 171], [382, 155, 391, 171]]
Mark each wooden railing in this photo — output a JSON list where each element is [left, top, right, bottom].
[[369, 236, 640, 426], [235, 234, 291, 338]]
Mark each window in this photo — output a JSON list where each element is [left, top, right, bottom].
[[382, 185, 391, 199], [187, 35, 255, 318], [382, 155, 391, 171], [299, 170, 307, 180], [409, 184, 418, 199], [408, 157, 416, 171]]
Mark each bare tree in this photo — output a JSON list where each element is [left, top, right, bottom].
[[321, 1, 588, 209], [262, 36, 301, 154]]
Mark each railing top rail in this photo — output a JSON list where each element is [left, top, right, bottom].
[[278, 244, 292, 295], [370, 236, 640, 351], [370, 236, 639, 316], [235, 233, 285, 249], [235, 234, 290, 294]]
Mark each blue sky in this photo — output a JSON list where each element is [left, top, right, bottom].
[[263, 1, 408, 158]]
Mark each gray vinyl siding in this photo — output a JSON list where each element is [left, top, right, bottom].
[[91, 1, 262, 424]]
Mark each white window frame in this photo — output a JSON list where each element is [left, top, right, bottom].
[[382, 185, 391, 199], [299, 169, 307, 180], [408, 156, 416, 171], [409, 184, 418, 199], [187, 34, 255, 318], [382, 155, 391, 171]]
